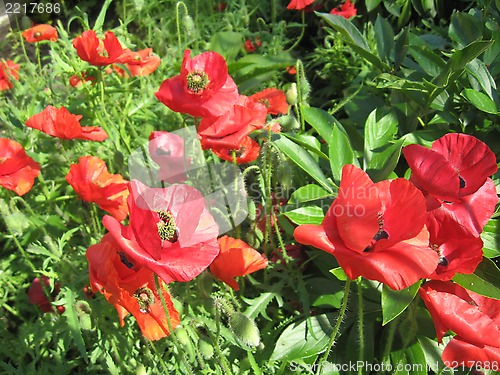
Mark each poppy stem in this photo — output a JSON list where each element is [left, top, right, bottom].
[[317, 278, 351, 373], [35, 44, 42, 76], [153, 274, 194, 375], [357, 280, 365, 375], [287, 10, 306, 52], [214, 299, 234, 375]]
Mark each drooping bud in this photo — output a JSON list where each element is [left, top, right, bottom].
[[228, 312, 260, 348]]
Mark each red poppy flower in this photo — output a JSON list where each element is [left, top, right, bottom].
[[87, 233, 180, 340], [28, 276, 63, 314], [155, 50, 239, 117], [287, 0, 315, 10], [250, 88, 289, 115], [294, 164, 439, 290], [148, 131, 189, 183], [214, 2, 227, 11], [72, 30, 130, 67], [329, 0, 357, 18], [210, 236, 268, 290], [22, 24, 58, 42], [198, 95, 268, 150], [0, 138, 40, 196], [110, 48, 161, 77], [211, 136, 261, 164], [69, 72, 95, 87], [66, 156, 129, 221], [403, 133, 498, 236], [0, 60, 20, 91], [426, 214, 483, 281], [103, 180, 220, 284], [419, 280, 500, 368], [286, 66, 297, 75], [25, 105, 108, 141]]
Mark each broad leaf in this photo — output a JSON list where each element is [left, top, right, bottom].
[[375, 15, 394, 62], [461, 89, 499, 114], [210, 31, 245, 60], [270, 313, 336, 361], [452, 258, 500, 300], [330, 124, 358, 184], [364, 109, 398, 168], [381, 281, 421, 325], [288, 184, 333, 205], [283, 206, 324, 225], [302, 106, 346, 145], [481, 220, 500, 259], [272, 134, 333, 192]]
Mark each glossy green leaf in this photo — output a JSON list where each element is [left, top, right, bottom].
[[434, 40, 493, 87], [466, 59, 496, 99], [330, 124, 358, 183], [270, 313, 336, 361], [461, 89, 499, 114], [375, 15, 394, 62], [283, 206, 324, 225], [330, 267, 348, 281], [381, 281, 421, 325], [452, 258, 500, 300], [288, 184, 333, 205], [302, 106, 345, 145], [366, 0, 383, 11], [481, 220, 500, 259], [364, 109, 398, 168], [367, 138, 404, 182], [93, 0, 113, 32], [449, 12, 482, 47], [394, 27, 410, 70], [409, 45, 446, 77], [284, 133, 329, 160], [317, 12, 370, 51], [272, 134, 333, 192]]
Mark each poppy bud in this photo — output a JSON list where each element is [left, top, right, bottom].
[[228, 312, 260, 348], [198, 337, 214, 359], [286, 83, 298, 105]]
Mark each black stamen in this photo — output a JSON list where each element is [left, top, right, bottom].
[[459, 176, 466, 189], [118, 252, 134, 269]]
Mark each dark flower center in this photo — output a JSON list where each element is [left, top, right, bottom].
[[459, 176, 466, 189], [364, 215, 388, 252], [156, 210, 178, 242], [118, 252, 134, 269], [134, 287, 155, 313], [438, 256, 449, 266], [258, 98, 271, 108], [34, 31, 42, 38], [187, 70, 209, 93]]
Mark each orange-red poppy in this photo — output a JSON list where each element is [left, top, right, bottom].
[[72, 30, 130, 67], [87, 233, 180, 341], [155, 50, 239, 117], [250, 88, 289, 115], [25, 106, 108, 141], [0, 60, 20, 91], [22, 24, 58, 43], [0, 138, 40, 196], [287, 0, 315, 10], [210, 236, 268, 290], [330, 0, 357, 18], [66, 156, 129, 221], [110, 48, 161, 77], [69, 72, 95, 87], [28, 276, 64, 314], [211, 136, 261, 164]]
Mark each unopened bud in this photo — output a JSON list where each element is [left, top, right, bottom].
[[286, 83, 298, 105], [229, 312, 260, 348]]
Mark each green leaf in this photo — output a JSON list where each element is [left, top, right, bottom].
[[381, 281, 421, 325], [466, 59, 496, 99], [272, 134, 333, 192], [364, 109, 398, 168], [461, 89, 499, 114], [366, 0, 383, 11], [93, 0, 113, 32], [209, 31, 244, 61], [434, 40, 493, 87], [284, 133, 329, 160], [288, 184, 332, 205], [394, 27, 410, 70], [302, 106, 344, 145], [449, 12, 482, 48], [316, 12, 370, 51], [330, 267, 348, 281], [270, 313, 336, 361], [229, 53, 294, 88], [283, 206, 324, 225], [330, 124, 358, 183], [61, 288, 88, 361], [243, 288, 283, 320], [404, 341, 428, 375], [367, 139, 404, 182], [409, 45, 446, 77], [452, 258, 500, 300], [481, 220, 500, 259], [375, 15, 394, 62]]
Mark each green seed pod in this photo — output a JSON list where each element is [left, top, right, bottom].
[[228, 312, 260, 348], [183, 14, 195, 37], [198, 337, 214, 359], [286, 83, 298, 105], [277, 114, 300, 132], [135, 364, 148, 375], [175, 326, 190, 346]]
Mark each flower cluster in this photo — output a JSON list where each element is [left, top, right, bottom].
[[294, 133, 498, 367], [155, 49, 288, 164]]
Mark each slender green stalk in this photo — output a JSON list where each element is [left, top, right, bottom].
[[357, 280, 365, 375], [154, 274, 194, 375], [287, 11, 306, 52], [148, 340, 169, 373], [317, 278, 352, 374], [176, 2, 189, 56], [379, 316, 399, 374], [35, 44, 42, 76], [214, 301, 233, 375]]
